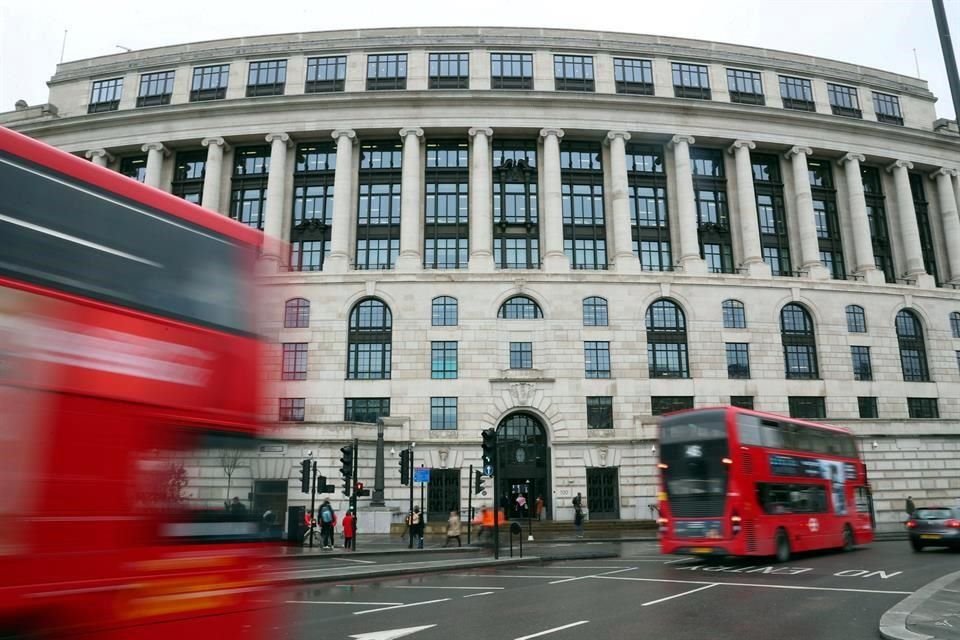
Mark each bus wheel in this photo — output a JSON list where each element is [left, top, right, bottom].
[[842, 525, 854, 552], [775, 530, 791, 563]]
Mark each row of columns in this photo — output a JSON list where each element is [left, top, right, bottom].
[[87, 129, 960, 285]]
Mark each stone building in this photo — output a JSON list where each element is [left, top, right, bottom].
[[4, 27, 960, 533]]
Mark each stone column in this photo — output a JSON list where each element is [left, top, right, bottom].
[[85, 148, 113, 168], [468, 127, 494, 272], [326, 129, 357, 273], [200, 136, 229, 213], [141, 142, 169, 189], [539, 128, 568, 271], [786, 146, 830, 280], [396, 127, 424, 272], [839, 152, 884, 284], [888, 160, 934, 287], [605, 131, 640, 273], [727, 140, 768, 277], [262, 132, 292, 249], [932, 168, 960, 285], [668, 134, 707, 274]]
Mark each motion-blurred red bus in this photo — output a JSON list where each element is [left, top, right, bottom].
[[657, 406, 874, 562], [0, 127, 278, 638]]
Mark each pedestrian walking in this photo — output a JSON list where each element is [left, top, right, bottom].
[[318, 500, 337, 550], [445, 510, 462, 547], [227, 496, 247, 516], [905, 496, 916, 518], [574, 504, 585, 538], [411, 506, 424, 549], [515, 493, 527, 518], [342, 508, 356, 551], [535, 495, 544, 521]]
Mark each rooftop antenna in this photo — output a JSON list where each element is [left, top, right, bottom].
[[913, 48, 921, 77], [115, 45, 132, 52], [59, 29, 67, 64]]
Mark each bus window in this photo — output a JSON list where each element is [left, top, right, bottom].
[[759, 421, 784, 448], [757, 483, 827, 514], [736, 414, 762, 446]]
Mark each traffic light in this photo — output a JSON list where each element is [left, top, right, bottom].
[[399, 449, 410, 485], [481, 428, 497, 476], [340, 445, 354, 496], [300, 459, 312, 494], [474, 469, 485, 495]]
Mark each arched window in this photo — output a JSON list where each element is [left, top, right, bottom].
[[780, 303, 818, 379], [347, 298, 392, 379], [498, 295, 543, 319], [283, 298, 310, 328], [951, 311, 960, 339], [721, 300, 746, 328], [432, 296, 458, 326], [845, 305, 867, 333], [582, 296, 608, 326], [646, 298, 688, 378], [896, 310, 929, 382]]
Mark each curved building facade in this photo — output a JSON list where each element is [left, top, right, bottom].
[[6, 27, 960, 531]]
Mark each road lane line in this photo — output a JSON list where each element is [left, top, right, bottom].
[[452, 574, 575, 579], [641, 583, 718, 606], [390, 585, 505, 590], [463, 591, 495, 598], [354, 598, 451, 615], [549, 566, 636, 585], [514, 620, 590, 640], [593, 575, 911, 595], [333, 557, 377, 564], [664, 557, 698, 565], [286, 600, 403, 606]]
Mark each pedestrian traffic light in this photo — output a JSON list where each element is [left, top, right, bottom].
[[481, 428, 497, 476], [474, 469, 485, 495], [300, 459, 312, 494], [399, 449, 410, 485], [340, 445, 354, 496]]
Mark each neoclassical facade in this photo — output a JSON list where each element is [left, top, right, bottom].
[[5, 27, 960, 532]]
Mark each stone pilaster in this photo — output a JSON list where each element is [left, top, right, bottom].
[[141, 142, 169, 189], [668, 134, 706, 274], [786, 146, 830, 280], [931, 168, 960, 285], [887, 160, 934, 288], [539, 127, 568, 271], [326, 129, 357, 273], [839, 152, 884, 284], [468, 127, 494, 272], [262, 132, 292, 250], [85, 148, 113, 168], [727, 139, 768, 277], [605, 130, 640, 273], [200, 137, 229, 213], [396, 127, 424, 272]]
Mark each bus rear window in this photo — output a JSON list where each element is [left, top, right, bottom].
[[660, 411, 727, 444]]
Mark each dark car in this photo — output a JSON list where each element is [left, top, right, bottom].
[[906, 507, 960, 551]]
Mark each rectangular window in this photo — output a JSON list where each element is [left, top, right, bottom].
[[731, 396, 754, 410], [89, 77, 123, 113], [784, 344, 818, 379], [726, 343, 751, 379], [851, 346, 873, 381], [629, 145, 671, 271], [190, 64, 229, 101], [281, 343, 308, 380], [910, 173, 940, 285], [171, 150, 206, 204], [430, 397, 458, 430], [561, 142, 606, 270], [692, 148, 732, 272], [367, 54, 407, 90], [788, 396, 826, 419], [493, 140, 539, 268], [347, 342, 392, 380], [907, 398, 939, 419], [305, 56, 346, 93], [429, 52, 469, 89], [424, 141, 469, 269], [754, 154, 792, 277], [289, 240, 329, 272], [554, 55, 595, 92], [344, 398, 390, 423], [727, 68, 764, 105], [290, 143, 336, 272], [652, 396, 694, 416], [779, 76, 815, 111], [587, 396, 613, 429], [137, 70, 175, 107], [873, 92, 903, 126], [672, 62, 711, 100], [614, 58, 654, 95], [584, 341, 611, 378], [827, 83, 862, 118], [356, 142, 402, 270], [247, 59, 287, 97], [809, 158, 846, 280], [230, 146, 270, 230], [510, 342, 533, 369], [858, 397, 878, 419], [431, 341, 458, 379], [491, 53, 533, 89], [279, 398, 305, 422], [119, 155, 148, 182], [862, 166, 895, 283]]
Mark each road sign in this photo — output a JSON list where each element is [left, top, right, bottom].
[[413, 468, 430, 483]]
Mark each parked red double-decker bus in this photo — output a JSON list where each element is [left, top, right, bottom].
[[657, 406, 874, 562], [0, 127, 281, 638]]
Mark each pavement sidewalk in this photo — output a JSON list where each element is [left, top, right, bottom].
[[880, 570, 960, 640]]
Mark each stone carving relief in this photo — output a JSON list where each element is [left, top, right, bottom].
[[509, 382, 536, 406]]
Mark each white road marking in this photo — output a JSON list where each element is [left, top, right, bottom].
[[664, 557, 698, 565], [514, 620, 590, 640], [354, 598, 450, 615], [349, 624, 436, 639], [334, 557, 378, 564], [593, 575, 911, 595], [463, 591, 495, 598], [452, 574, 575, 579], [641, 583, 718, 606], [549, 567, 637, 585], [391, 585, 505, 590], [544, 565, 632, 570], [286, 600, 403, 606]]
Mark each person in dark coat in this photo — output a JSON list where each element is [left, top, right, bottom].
[[410, 506, 425, 549], [905, 496, 916, 518]]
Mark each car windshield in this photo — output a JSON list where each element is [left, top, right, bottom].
[[915, 508, 953, 520]]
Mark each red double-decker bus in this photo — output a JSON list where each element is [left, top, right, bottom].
[[0, 127, 280, 638], [657, 406, 874, 562]]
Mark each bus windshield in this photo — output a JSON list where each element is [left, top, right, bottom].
[[659, 410, 729, 516]]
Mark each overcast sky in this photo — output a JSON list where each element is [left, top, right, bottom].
[[2, 0, 960, 119]]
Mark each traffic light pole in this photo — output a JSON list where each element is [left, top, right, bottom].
[[467, 463, 473, 545], [308, 460, 318, 548], [492, 455, 499, 560], [408, 446, 414, 549], [350, 438, 359, 551]]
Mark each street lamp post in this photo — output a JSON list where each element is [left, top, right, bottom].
[[372, 419, 386, 506]]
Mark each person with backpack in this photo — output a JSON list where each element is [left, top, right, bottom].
[[318, 500, 337, 550], [410, 506, 424, 549]]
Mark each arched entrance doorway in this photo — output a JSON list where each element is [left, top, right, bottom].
[[496, 413, 551, 520]]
